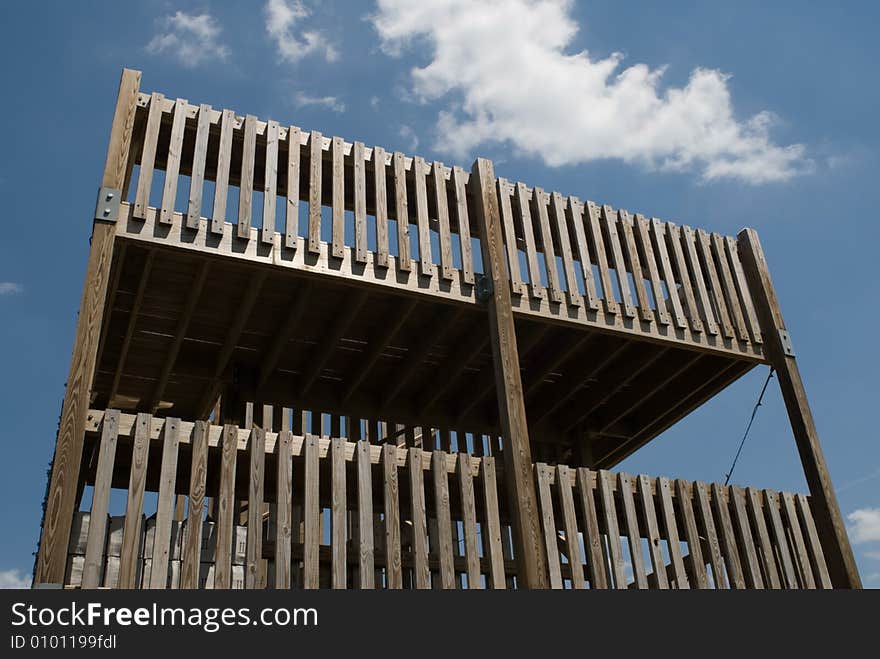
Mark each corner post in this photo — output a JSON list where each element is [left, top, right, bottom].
[[470, 158, 549, 588], [34, 68, 141, 585], [737, 228, 861, 588]]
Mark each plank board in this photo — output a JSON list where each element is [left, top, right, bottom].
[[214, 424, 239, 589], [536, 464, 563, 588], [515, 181, 543, 299], [393, 151, 411, 271], [261, 120, 279, 244], [764, 489, 798, 588], [148, 418, 181, 589], [432, 450, 456, 589], [373, 146, 389, 268], [284, 126, 301, 249], [730, 485, 764, 588], [725, 235, 762, 343], [712, 232, 749, 340], [186, 104, 212, 229], [453, 167, 474, 285], [245, 428, 266, 589], [133, 92, 165, 220], [711, 482, 745, 589], [637, 473, 669, 589], [433, 163, 455, 281], [356, 440, 375, 588], [674, 479, 708, 589], [619, 211, 653, 322], [665, 223, 703, 333], [693, 481, 728, 589], [274, 429, 292, 589], [236, 114, 257, 239], [413, 156, 432, 276], [331, 136, 345, 258], [634, 214, 670, 325], [795, 493, 832, 589], [696, 228, 733, 337], [533, 189, 563, 304], [331, 437, 347, 588], [649, 218, 687, 328], [118, 413, 152, 588], [745, 486, 781, 588], [308, 131, 323, 254], [681, 225, 718, 335], [556, 465, 585, 589], [618, 473, 649, 589], [480, 456, 506, 589], [353, 141, 368, 263], [568, 198, 600, 310], [159, 98, 187, 225], [585, 202, 619, 314], [82, 410, 119, 588], [409, 448, 430, 588], [656, 476, 689, 588], [780, 491, 816, 589], [383, 443, 403, 588], [551, 192, 582, 307], [303, 434, 320, 588], [498, 179, 525, 296], [211, 109, 235, 234], [597, 469, 627, 588], [601, 206, 636, 319], [458, 452, 482, 588]]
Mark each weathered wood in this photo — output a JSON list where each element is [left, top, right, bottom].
[[585, 202, 619, 315], [619, 473, 649, 589], [471, 158, 547, 588], [179, 421, 207, 589], [696, 228, 733, 337], [726, 235, 762, 343], [285, 126, 301, 249], [261, 120, 279, 244], [711, 482, 745, 589], [738, 228, 860, 589], [373, 146, 389, 268], [795, 493, 833, 589], [681, 225, 718, 334], [118, 413, 151, 588], [133, 91, 164, 220], [745, 486, 781, 588], [383, 443, 403, 588], [764, 489, 798, 589], [666, 223, 702, 332], [148, 418, 181, 589], [393, 151, 412, 271], [551, 193, 582, 307], [602, 206, 636, 318], [657, 476, 689, 588], [453, 167, 474, 285], [274, 429, 293, 589], [515, 181, 542, 299], [568, 198, 600, 310], [556, 465, 585, 589], [711, 232, 749, 340], [634, 214, 669, 325], [730, 485, 764, 588], [211, 109, 235, 233], [303, 434, 320, 589], [186, 104, 212, 228], [331, 136, 345, 258], [458, 453, 481, 587], [81, 411, 119, 588], [498, 179, 525, 296], [245, 429, 266, 589], [536, 464, 563, 588], [693, 481, 727, 589], [353, 141, 368, 263], [331, 437, 347, 588], [236, 115, 257, 239], [533, 189, 563, 304], [433, 162, 455, 281], [780, 491, 816, 589], [649, 218, 687, 328], [597, 469, 626, 588], [408, 448, 430, 588], [674, 478, 708, 589], [214, 424, 239, 589], [159, 98, 187, 225], [481, 456, 506, 589], [308, 131, 323, 254], [35, 69, 140, 585], [413, 156, 432, 276], [432, 450, 456, 589], [619, 211, 653, 322], [356, 440, 375, 588], [637, 473, 668, 589]]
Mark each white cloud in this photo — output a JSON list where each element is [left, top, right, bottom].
[[0, 569, 30, 589], [294, 92, 346, 113], [0, 282, 22, 295], [370, 95, 380, 110], [265, 0, 338, 63], [848, 508, 880, 544], [146, 11, 228, 67], [398, 124, 419, 151], [370, 0, 811, 184]]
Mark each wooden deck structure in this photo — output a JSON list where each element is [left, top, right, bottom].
[[33, 69, 860, 589]]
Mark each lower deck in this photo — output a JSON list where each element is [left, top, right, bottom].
[[66, 409, 831, 590]]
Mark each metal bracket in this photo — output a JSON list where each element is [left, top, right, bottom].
[[94, 186, 121, 223], [475, 274, 494, 304], [778, 329, 795, 358]]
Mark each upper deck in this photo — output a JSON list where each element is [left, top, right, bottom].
[[95, 86, 766, 468]]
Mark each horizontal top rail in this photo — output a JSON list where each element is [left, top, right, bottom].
[[113, 88, 764, 361]]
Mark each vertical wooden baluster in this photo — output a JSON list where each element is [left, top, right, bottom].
[[186, 104, 212, 229], [118, 413, 152, 588], [393, 151, 411, 271], [159, 98, 187, 225], [211, 109, 235, 234], [568, 197, 600, 311], [82, 411, 119, 588], [214, 424, 239, 589], [331, 136, 345, 258], [308, 131, 323, 254], [245, 428, 265, 589], [237, 114, 257, 239], [133, 92, 165, 220], [261, 120, 279, 244]]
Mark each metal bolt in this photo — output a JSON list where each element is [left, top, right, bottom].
[[103, 208, 111, 215], [106, 192, 114, 201]]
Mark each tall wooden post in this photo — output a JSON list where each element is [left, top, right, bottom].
[[737, 228, 861, 588], [470, 158, 548, 588], [34, 68, 141, 584]]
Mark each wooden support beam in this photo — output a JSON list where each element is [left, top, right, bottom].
[[470, 157, 548, 588], [737, 228, 861, 589], [145, 260, 210, 412], [35, 68, 141, 584]]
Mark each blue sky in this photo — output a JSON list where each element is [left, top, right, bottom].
[[0, 0, 878, 588]]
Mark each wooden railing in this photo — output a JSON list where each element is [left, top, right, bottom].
[[113, 92, 763, 360], [65, 410, 829, 589]]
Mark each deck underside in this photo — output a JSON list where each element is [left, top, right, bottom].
[[93, 238, 756, 468]]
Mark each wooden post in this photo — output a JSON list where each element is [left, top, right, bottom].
[[34, 68, 141, 584], [470, 157, 548, 588], [737, 228, 861, 588]]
